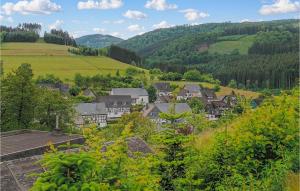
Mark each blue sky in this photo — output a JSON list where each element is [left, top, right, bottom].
[[0, 0, 299, 39]]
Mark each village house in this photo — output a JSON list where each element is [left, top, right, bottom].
[[200, 88, 217, 102], [96, 95, 132, 119], [204, 100, 229, 120], [177, 84, 202, 100], [153, 82, 172, 96], [144, 103, 191, 125], [75, 102, 108, 127], [111, 88, 149, 105]]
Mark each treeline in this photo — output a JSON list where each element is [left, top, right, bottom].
[[0, 23, 77, 46], [196, 53, 299, 89], [68, 46, 107, 56], [44, 29, 77, 47], [0, 23, 41, 42], [108, 45, 142, 66], [248, 31, 299, 54]]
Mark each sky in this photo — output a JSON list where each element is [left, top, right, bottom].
[[0, 0, 299, 39]]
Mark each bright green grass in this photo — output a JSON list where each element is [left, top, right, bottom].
[[1, 42, 147, 82], [208, 35, 255, 55], [0, 42, 71, 56]]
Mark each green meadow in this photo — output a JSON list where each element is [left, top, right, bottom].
[[208, 35, 255, 55], [1, 42, 146, 81]]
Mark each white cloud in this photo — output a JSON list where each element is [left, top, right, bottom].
[[93, 27, 106, 33], [48, 20, 63, 30], [127, 24, 144, 32], [123, 10, 147, 19], [145, 0, 177, 11], [259, 0, 300, 15], [77, 0, 123, 10], [241, 19, 251, 22], [180, 9, 209, 21], [1, 0, 61, 15], [153, 20, 173, 29], [0, 15, 14, 23]]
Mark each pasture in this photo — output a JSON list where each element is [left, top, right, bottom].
[[1, 42, 147, 81], [208, 35, 255, 55]]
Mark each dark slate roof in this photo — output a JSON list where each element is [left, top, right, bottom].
[[1, 130, 84, 161], [184, 84, 201, 93], [96, 95, 132, 108], [153, 82, 171, 92], [111, 88, 148, 98], [75, 103, 107, 115], [1, 155, 43, 191], [155, 103, 191, 114]]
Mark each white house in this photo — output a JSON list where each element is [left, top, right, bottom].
[[111, 88, 149, 105], [75, 103, 108, 128], [96, 95, 132, 119]]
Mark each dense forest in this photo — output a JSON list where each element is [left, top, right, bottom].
[[44, 29, 77, 47], [119, 19, 299, 89], [0, 23, 41, 42]]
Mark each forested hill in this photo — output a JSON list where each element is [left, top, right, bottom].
[[76, 34, 123, 48], [118, 19, 299, 90]]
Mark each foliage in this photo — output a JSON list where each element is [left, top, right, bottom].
[[159, 72, 182, 81], [1, 64, 74, 132], [69, 86, 81, 96], [249, 31, 299, 54], [190, 91, 299, 190], [187, 97, 204, 114], [31, 125, 160, 191], [44, 29, 76, 47], [228, 79, 237, 88], [36, 74, 62, 84], [35, 88, 74, 130], [147, 85, 157, 103], [1, 63, 36, 131], [108, 45, 142, 66], [0, 23, 41, 42], [68, 46, 99, 56]]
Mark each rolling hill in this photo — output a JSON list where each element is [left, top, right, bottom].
[[0, 42, 144, 81], [76, 34, 123, 48]]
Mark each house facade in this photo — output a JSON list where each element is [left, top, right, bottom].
[[177, 84, 202, 101], [75, 102, 108, 127], [96, 95, 132, 119], [111, 88, 149, 105]]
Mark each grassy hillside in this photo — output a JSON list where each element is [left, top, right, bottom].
[[208, 35, 255, 55], [0, 42, 70, 56], [1, 42, 146, 81]]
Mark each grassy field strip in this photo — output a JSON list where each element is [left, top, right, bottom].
[[208, 35, 255, 55], [2, 55, 140, 81]]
